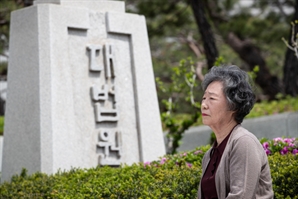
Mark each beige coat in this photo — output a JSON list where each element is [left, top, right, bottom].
[[197, 125, 274, 199]]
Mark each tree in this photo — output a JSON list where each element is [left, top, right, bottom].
[[283, 0, 298, 96], [202, 0, 286, 99], [126, 0, 297, 100]]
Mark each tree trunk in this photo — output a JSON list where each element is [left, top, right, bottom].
[[23, 0, 34, 6], [189, 0, 218, 69], [283, 0, 298, 96], [227, 33, 281, 100]]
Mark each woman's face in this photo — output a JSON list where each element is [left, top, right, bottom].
[[201, 81, 235, 128]]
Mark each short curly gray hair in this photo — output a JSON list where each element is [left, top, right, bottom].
[[202, 65, 255, 124]]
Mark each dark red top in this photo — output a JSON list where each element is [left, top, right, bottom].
[[201, 132, 232, 199]]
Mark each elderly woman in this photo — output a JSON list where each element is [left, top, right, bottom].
[[197, 65, 273, 199]]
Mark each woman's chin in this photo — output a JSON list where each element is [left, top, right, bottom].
[[202, 120, 210, 126]]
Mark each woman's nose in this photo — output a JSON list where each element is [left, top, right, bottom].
[[201, 102, 207, 109]]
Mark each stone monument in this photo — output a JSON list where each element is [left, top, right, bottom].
[[1, 0, 165, 182]]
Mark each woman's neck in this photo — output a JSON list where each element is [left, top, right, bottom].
[[211, 120, 238, 145]]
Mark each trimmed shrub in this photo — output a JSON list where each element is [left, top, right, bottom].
[[269, 153, 298, 199], [0, 140, 297, 198], [0, 145, 210, 199]]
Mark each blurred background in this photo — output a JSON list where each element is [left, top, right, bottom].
[[1, 0, 298, 152]]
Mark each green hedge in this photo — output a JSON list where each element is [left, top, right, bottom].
[[246, 96, 298, 118], [269, 154, 298, 199], [0, 143, 297, 199]]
